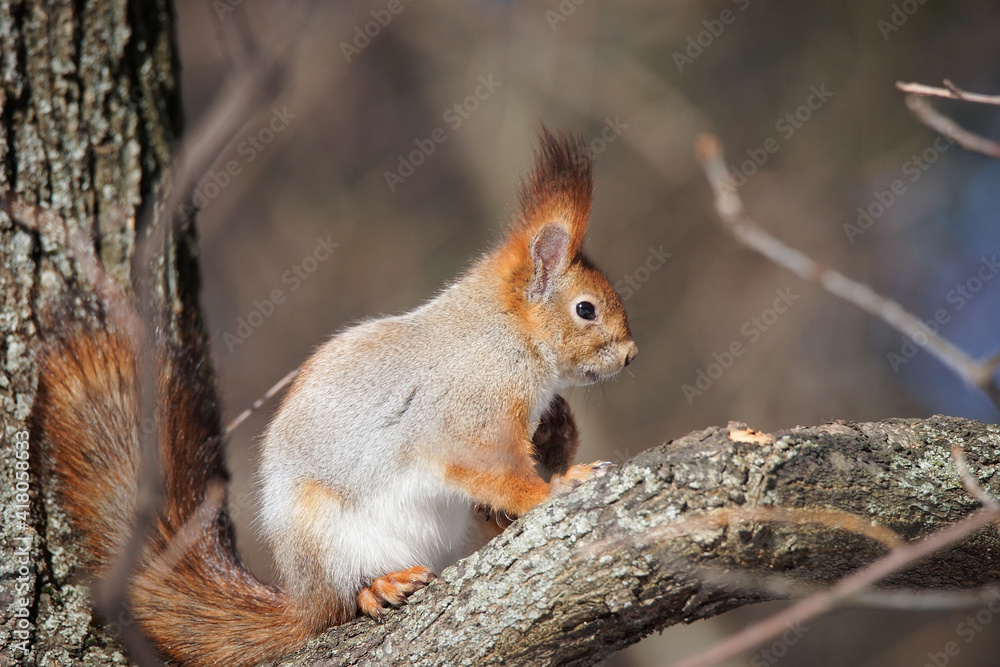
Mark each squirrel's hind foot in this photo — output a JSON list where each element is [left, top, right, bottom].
[[549, 461, 616, 497], [357, 566, 437, 622]]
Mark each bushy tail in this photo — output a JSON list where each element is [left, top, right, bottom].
[[31, 326, 319, 666]]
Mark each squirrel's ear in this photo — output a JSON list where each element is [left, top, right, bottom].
[[514, 127, 593, 258], [527, 223, 570, 301]]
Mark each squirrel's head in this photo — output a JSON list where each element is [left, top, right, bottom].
[[495, 128, 637, 387]]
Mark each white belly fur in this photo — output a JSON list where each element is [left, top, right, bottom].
[[311, 465, 486, 599]]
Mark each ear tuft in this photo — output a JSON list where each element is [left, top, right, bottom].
[[515, 127, 593, 257], [527, 224, 570, 301]]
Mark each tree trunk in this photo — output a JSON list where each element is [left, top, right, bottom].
[[0, 2, 196, 664]]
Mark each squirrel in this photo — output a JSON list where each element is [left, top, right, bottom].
[[28, 128, 637, 666]]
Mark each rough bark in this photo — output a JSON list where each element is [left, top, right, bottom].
[[0, 2, 195, 665], [279, 416, 1000, 666]]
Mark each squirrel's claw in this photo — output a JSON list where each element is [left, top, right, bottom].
[[357, 566, 437, 622], [549, 460, 616, 497], [591, 460, 616, 477]]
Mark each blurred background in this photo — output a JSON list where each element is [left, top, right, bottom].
[[174, 1, 1000, 664]]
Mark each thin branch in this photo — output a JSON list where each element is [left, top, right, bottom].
[[212, 2, 261, 75], [145, 480, 227, 580], [604, 505, 904, 551], [903, 94, 1000, 159], [670, 507, 1000, 667], [141, 0, 321, 252], [951, 444, 1000, 512], [896, 80, 1000, 105], [0, 195, 141, 340], [95, 0, 323, 654], [942, 80, 966, 100], [849, 587, 1000, 612], [225, 368, 299, 435], [693, 133, 1000, 410], [676, 564, 1000, 613], [682, 119, 1000, 667]]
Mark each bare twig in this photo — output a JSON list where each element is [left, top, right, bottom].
[[632, 505, 904, 550], [942, 80, 966, 100], [694, 133, 1000, 410], [683, 122, 1000, 667], [145, 480, 227, 580], [141, 0, 322, 251], [96, 0, 324, 654], [903, 94, 1000, 159], [212, 2, 260, 74], [951, 444, 1000, 512], [675, 564, 1000, 613], [896, 80, 1000, 105], [849, 586, 1000, 612], [670, 507, 1000, 667], [895, 79, 1000, 159], [225, 368, 299, 435]]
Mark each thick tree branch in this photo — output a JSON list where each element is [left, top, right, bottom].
[[277, 416, 1000, 666]]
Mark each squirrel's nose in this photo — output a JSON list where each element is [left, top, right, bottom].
[[623, 341, 638, 367]]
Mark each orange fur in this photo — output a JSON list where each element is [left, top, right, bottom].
[[491, 128, 594, 317], [357, 566, 436, 621], [444, 461, 551, 517], [299, 478, 349, 510], [31, 326, 322, 666], [437, 399, 553, 517], [513, 127, 593, 257]]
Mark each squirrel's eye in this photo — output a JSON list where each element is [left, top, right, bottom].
[[576, 301, 597, 320]]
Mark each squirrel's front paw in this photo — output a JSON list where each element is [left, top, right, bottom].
[[532, 395, 580, 477], [548, 461, 615, 497], [357, 566, 437, 622]]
